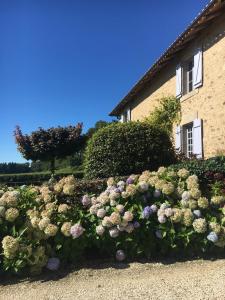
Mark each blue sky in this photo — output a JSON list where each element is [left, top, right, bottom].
[[0, 0, 209, 163]]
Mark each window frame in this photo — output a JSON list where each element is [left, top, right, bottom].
[[182, 122, 194, 158], [182, 56, 194, 96]]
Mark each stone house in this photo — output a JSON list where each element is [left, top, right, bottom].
[[109, 0, 225, 159]]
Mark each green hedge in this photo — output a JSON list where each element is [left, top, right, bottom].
[[170, 156, 225, 179], [84, 121, 176, 179], [0, 170, 84, 186]]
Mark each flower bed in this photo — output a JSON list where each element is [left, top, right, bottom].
[[0, 167, 225, 275]]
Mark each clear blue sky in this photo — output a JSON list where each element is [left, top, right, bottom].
[[0, 0, 209, 163]]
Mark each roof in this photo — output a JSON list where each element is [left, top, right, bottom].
[[109, 0, 225, 116]]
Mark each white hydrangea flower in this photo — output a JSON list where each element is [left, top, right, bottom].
[[96, 225, 105, 236], [109, 227, 119, 238], [97, 208, 106, 219]]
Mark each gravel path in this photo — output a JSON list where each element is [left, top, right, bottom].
[[1, 259, 225, 300]]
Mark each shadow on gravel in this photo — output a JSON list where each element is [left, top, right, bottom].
[[0, 258, 130, 286], [1, 254, 225, 286]]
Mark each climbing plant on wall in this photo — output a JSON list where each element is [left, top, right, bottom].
[[145, 96, 181, 136]]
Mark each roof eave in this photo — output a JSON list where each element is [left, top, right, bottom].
[[109, 0, 225, 117]]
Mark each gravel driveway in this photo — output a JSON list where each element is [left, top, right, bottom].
[[1, 259, 225, 300]]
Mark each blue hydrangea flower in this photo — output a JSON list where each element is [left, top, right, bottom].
[[46, 257, 60, 271], [142, 206, 153, 219], [207, 232, 218, 243]]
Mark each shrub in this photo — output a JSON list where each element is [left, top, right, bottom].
[[84, 121, 176, 179], [1, 166, 225, 276], [170, 156, 225, 181]]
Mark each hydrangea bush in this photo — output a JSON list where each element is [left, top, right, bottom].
[[0, 167, 225, 275]]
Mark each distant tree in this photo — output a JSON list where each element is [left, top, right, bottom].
[[30, 160, 50, 172], [0, 162, 30, 174], [14, 123, 83, 174], [86, 120, 112, 139]]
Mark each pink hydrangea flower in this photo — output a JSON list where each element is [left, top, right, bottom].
[[70, 223, 85, 238]]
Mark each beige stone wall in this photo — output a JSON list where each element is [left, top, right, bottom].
[[127, 12, 225, 158]]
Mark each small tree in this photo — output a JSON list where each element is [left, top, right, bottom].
[[14, 123, 83, 174]]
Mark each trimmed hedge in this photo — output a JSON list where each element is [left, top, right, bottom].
[[84, 121, 176, 179], [0, 170, 84, 186]]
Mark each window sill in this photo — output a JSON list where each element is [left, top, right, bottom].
[[180, 88, 199, 102]]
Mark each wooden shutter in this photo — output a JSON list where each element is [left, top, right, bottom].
[[175, 125, 182, 152], [193, 48, 203, 88], [193, 119, 203, 158], [120, 114, 125, 123], [176, 64, 182, 98], [127, 108, 131, 121]]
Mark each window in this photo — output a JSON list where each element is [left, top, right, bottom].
[[176, 48, 203, 98], [182, 123, 193, 158], [182, 57, 194, 95], [176, 119, 203, 159]]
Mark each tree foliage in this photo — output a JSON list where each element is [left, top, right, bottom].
[[0, 162, 30, 174], [14, 124, 83, 173], [85, 120, 110, 139]]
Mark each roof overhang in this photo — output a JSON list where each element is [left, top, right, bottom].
[[109, 0, 225, 117]]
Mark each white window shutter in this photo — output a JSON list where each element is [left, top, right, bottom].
[[193, 119, 203, 158], [120, 114, 125, 123], [127, 108, 131, 121], [193, 48, 203, 88], [175, 125, 182, 152], [176, 64, 182, 98]]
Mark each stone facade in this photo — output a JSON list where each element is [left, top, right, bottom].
[[124, 12, 225, 158]]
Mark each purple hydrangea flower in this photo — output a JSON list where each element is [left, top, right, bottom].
[[46, 257, 60, 271], [155, 230, 163, 239], [193, 210, 201, 218], [118, 186, 124, 193], [142, 206, 153, 219], [133, 221, 140, 228], [207, 232, 218, 243], [126, 177, 134, 185]]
